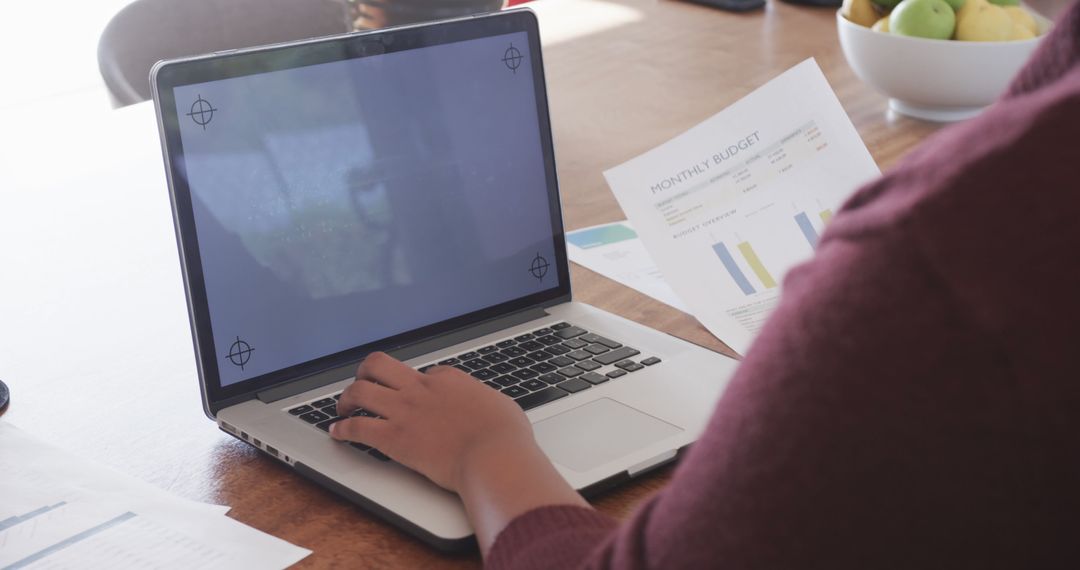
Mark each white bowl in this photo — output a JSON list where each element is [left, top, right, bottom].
[[837, 9, 1050, 122]]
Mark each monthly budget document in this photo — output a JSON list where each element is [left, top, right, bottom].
[[604, 59, 880, 354]]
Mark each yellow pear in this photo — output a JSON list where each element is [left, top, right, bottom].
[[872, 15, 891, 32], [1008, 22, 1035, 39], [1003, 5, 1039, 35], [843, 0, 881, 27], [955, 0, 1014, 41]]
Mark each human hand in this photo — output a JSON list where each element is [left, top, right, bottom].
[[332, 352, 536, 492]]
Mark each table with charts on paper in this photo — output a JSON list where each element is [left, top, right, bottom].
[[605, 60, 880, 354]]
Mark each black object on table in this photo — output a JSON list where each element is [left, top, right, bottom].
[[781, 0, 843, 6], [0, 379, 9, 413], [681, 0, 766, 12]]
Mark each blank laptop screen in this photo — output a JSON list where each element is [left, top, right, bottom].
[[171, 30, 560, 387]]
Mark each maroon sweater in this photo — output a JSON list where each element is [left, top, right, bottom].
[[487, 5, 1080, 569]]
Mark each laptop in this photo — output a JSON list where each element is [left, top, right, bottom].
[[151, 9, 737, 551]]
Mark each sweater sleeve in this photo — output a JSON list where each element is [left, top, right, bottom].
[[486, 7, 1080, 567]]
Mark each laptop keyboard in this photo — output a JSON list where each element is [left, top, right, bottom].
[[285, 321, 661, 462]]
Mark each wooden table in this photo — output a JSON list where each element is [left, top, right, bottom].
[[0, 0, 964, 566]]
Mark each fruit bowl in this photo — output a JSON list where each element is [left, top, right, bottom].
[[837, 8, 1050, 121]]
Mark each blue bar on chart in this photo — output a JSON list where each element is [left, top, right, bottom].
[[794, 212, 819, 249], [712, 242, 756, 295]]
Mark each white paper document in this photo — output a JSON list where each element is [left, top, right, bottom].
[[566, 221, 688, 312], [0, 422, 311, 569], [604, 59, 880, 354]]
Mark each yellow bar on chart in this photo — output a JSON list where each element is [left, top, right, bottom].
[[737, 242, 777, 289], [819, 209, 834, 224]]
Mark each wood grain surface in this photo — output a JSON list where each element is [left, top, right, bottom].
[[7, 0, 1044, 565]]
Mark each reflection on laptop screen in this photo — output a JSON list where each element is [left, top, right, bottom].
[[172, 32, 559, 387]]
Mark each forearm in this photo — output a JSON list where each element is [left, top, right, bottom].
[[457, 438, 589, 555]]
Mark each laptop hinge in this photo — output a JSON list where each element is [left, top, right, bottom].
[[256, 306, 550, 404]]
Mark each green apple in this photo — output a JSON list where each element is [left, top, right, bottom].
[[889, 0, 957, 39], [872, 0, 903, 10], [944, 0, 965, 10], [987, 0, 1019, 6]]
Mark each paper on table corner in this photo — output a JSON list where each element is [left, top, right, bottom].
[[565, 220, 688, 312]]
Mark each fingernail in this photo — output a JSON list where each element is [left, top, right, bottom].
[[330, 423, 340, 437]]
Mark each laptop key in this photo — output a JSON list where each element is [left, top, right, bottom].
[[531, 362, 557, 374], [617, 361, 646, 372], [501, 346, 527, 357], [563, 339, 589, 350], [519, 340, 544, 352], [515, 386, 569, 411], [514, 333, 535, 342], [532, 328, 554, 336], [463, 358, 489, 370], [554, 326, 587, 340], [484, 381, 501, 389], [483, 352, 509, 363], [438, 357, 460, 365], [584, 344, 610, 355], [593, 346, 641, 366], [511, 369, 539, 380], [551, 322, 571, 330], [350, 442, 372, 451], [576, 360, 602, 372], [478, 345, 499, 354], [288, 405, 314, 415], [299, 410, 331, 424], [557, 366, 584, 378], [491, 362, 516, 374], [320, 405, 339, 416], [521, 379, 548, 392], [567, 350, 592, 361], [315, 417, 344, 432], [509, 357, 536, 367], [594, 336, 623, 349], [494, 375, 519, 387], [557, 378, 592, 394], [502, 385, 529, 398], [311, 398, 336, 409], [642, 357, 662, 366], [581, 372, 609, 385], [418, 364, 437, 373], [458, 351, 480, 360], [549, 356, 575, 367], [536, 335, 562, 346], [606, 369, 628, 379], [472, 369, 498, 380], [453, 365, 471, 373], [526, 350, 552, 361], [545, 344, 571, 355], [539, 373, 564, 385], [496, 339, 516, 348]]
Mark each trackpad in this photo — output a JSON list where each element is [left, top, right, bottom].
[[533, 398, 683, 472]]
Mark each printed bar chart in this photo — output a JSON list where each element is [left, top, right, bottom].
[[0, 502, 68, 532], [737, 242, 777, 289], [712, 242, 756, 295], [795, 212, 819, 248], [819, 209, 833, 224]]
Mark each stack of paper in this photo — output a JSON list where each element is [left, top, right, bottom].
[[603, 59, 880, 354], [0, 422, 310, 569]]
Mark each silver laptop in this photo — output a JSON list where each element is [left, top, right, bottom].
[[151, 9, 737, 551]]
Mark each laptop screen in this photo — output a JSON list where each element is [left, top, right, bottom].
[[159, 15, 566, 395]]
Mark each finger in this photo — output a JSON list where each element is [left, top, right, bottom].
[[337, 379, 399, 418], [329, 416, 392, 448], [355, 352, 418, 390]]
